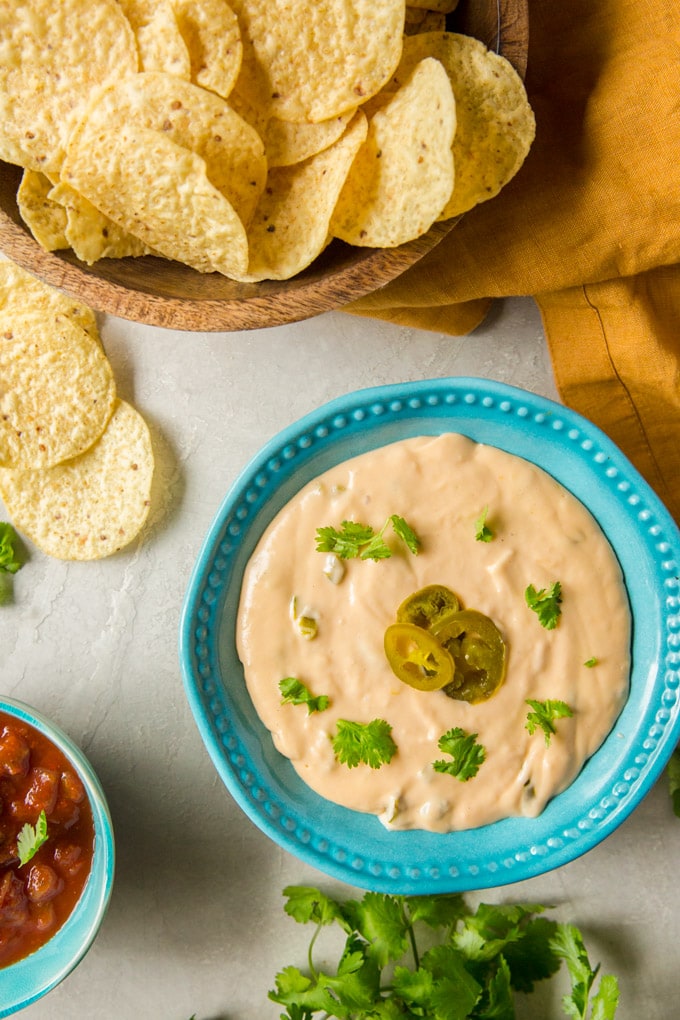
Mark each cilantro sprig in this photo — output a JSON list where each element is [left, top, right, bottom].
[[0, 522, 22, 574], [432, 727, 486, 781], [279, 677, 329, 715], [525, 698, 574, 746], [270, 886, 619, 1019], [331, 718, 397, 769], [474, 506, 494, 542], [525, 581, 563, 629], [16, 810, 48, 866], [315, 515, 420, 561]]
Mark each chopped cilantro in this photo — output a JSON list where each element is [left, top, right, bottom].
[[525, 699, 573, 746], [584, 657, 598, 668], [315, 515, 420, 561], [17, 810, 48, 866], [525, 581, 562, 629], [269, 886, 620, 1019], [474, 505, 494, 542], [331, 718, 397, 769], [279, 677, 329, 715], [432, 727, 486, 781]]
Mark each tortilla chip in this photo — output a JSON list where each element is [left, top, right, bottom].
[[61, 120, 250, 277], [238, 111, 368, 281], [17, 170, 69, 252], [0, 0, 138, 173], [0, 399, 154, 560], [391, 32, 535, 218], [231, 0, 405, 123], [171, 0, 242, 99], [331, 59, 455, 248], [265, 111, 356, 168], [117, 0, 191, 78], [0, 260, 100, 341], [0, 310, 116, 469]]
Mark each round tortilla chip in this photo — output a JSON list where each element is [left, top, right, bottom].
[[62, 121, 250, 277], [171, 0, 242, 100], [117, 0, 191, 78], [391, 32, 536, 218], [16, 170, 69, 252], [0, 310, 116, 469], [0, 0, 138, 173], [75, 72, 266, 229], [237, 111, 368, 282], [331, 59, 456, 248], [0, 260, 100, 343], [231, 0, 405, 123], [0, 400, 154, 561], [265, 111, 356, 168]]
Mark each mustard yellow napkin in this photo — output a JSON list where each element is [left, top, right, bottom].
[[347, 0, 680, 523]]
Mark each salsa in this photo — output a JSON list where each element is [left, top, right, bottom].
[[0, 711, 94, 967]]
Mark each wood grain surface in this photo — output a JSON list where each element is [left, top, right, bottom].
[[0, 0, 529, 332]]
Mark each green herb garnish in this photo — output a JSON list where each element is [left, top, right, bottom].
[[315, 515, 420, 561], [550, 923, 620, 1019], [433, 727, 486, 781], [0, 522, 22, 575], [584, 657, 598, 668], [17, 810, 48, 866], [525, 581, 562, 629], [525, 699, 574, 746], [269, 886, 619, 1019], [331, 718, 397, 769], [279, 677, 329, 715], [474, 505, 494, 542]]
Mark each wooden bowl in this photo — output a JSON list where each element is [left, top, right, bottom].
[[0, 0, 529, 332]]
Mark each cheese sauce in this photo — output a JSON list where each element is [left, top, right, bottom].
[[236, 434, 630, 832]]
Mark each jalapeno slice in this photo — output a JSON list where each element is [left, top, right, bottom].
[[384, 622, 454, 691], [432, 609, 506, 704], [396, 584, 461, 631]]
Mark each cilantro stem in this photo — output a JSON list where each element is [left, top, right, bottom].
[[406, 918, 420, 970], [307, 922, 322, 982]]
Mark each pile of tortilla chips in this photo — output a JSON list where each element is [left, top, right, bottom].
[[1, 0, 535, 282], [0, 260, 154, 560]]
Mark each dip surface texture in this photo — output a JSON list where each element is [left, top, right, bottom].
[[236, 434, 631, 832]]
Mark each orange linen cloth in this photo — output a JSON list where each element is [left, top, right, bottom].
[[346, 0, 680, 524]]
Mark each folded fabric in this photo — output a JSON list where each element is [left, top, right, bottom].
[[346, 0, 680, 524]]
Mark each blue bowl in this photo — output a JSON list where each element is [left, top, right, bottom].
[[179, 377, 680, 894], [0, 698, 115, 1017]]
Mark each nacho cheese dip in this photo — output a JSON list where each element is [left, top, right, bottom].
[[236, 434, 630, 832]]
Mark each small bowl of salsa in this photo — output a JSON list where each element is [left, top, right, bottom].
[[0, 697, 114, 1016]]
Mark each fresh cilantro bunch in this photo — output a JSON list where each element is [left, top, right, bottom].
[[270, 886, 619, 1019], [315, 516, 420, 561]]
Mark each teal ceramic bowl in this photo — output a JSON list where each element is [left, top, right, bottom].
[[0, 698, 115, 1017], [180, 377, 680, 894]]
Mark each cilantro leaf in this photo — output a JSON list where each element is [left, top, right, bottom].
[[315, 521, 374, 558], [389, 515, 420, 555], [474, 506, 494, 542], [668, 744, 680, 818], [331, 718, 397, 769], [341, 892, 410, 968], [283, 886, 349, 930], [525, 699, 573, 746], [525, 581, 562, 629], [584, 657, 598, 668], [315, 516, 420, 562], [279, 677, 329, 715], [432, 727, 486, 781], [0, 522, 22, 574], [550, 924, 619, 1020], [16, 809, 48, 866]]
